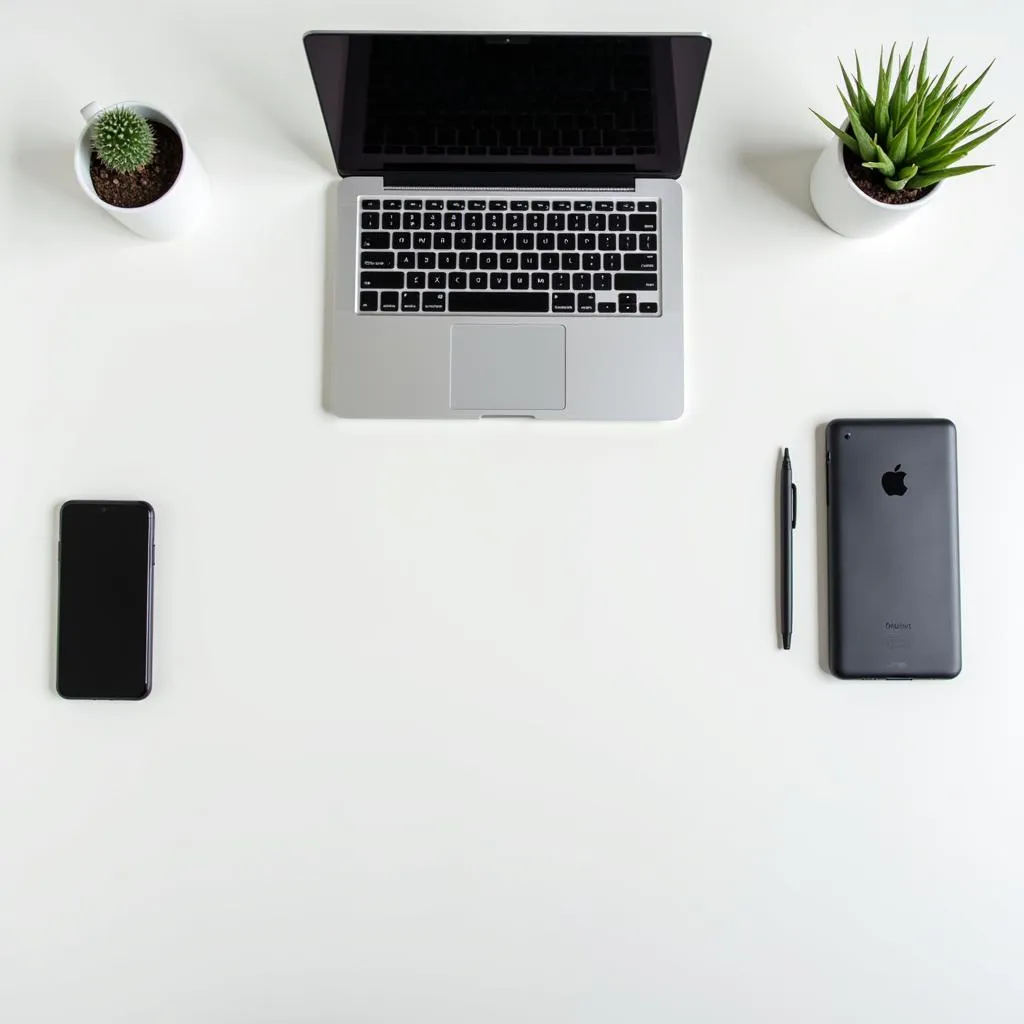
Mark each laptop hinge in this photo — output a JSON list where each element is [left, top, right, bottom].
[[382, 168, 636, 191]]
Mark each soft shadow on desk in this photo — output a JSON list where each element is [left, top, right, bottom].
[[738, 144, 821, 220], [815, 423, 831, 674]]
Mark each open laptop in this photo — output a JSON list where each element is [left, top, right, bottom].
[[304, 32, 711, 420]]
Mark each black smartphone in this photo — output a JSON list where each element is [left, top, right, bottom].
[[56, 500, 155, 700], [826, 419, 961, 679]]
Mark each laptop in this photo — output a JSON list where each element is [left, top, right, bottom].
[[303, 32, 711, 420]]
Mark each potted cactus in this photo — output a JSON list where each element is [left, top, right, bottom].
[[74, 101, 210, 240], [809, 42, 1012, 237]]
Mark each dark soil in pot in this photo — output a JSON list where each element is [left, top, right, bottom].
[[842, 144, 934, 205], [89, 120, 183, 208]]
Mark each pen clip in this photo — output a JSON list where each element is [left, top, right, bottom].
[[791, 483, 797, 529]]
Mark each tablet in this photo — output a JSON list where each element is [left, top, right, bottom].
[[827, 419, 962, 679]]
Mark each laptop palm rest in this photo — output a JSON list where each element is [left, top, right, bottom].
[[450, 325, 566, 411]]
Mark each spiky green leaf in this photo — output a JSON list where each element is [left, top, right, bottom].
[[875, 44, 896, 135], [839, 90, 878, 161], [907, 164, 992, 189], [854, 52, 875, 130], [927, 60, 995, 143], [885, 164, 919, 189], [839, 59, 859, 110], [912, 104, 992, 163], [918, 118, 1013, 172], [862, 142, 896, 177], [888, 122, 910, 165], [811, 109, 859, 152], [890, 45, 914, 126], [916, 38, 930, 94]]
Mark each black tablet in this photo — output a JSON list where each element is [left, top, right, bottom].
[[827, 419, 962, 679]]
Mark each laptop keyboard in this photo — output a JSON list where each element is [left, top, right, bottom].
[[357, 197, 661, 316]]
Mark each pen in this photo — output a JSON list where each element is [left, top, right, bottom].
[[780, 448, 797, 650]]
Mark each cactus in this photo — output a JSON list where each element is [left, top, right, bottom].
[[91, 106, 156, 173]]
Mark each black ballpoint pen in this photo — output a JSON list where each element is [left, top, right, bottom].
[[780, 448, 797, 649]]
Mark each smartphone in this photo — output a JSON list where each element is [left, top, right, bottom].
[[826, 419, 961, 679], [56, 500, 155, 700]]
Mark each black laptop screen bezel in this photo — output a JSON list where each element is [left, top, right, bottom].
[[303, 32, 711, 180]]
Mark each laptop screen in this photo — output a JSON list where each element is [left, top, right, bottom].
[[304, 33, 711, 179]]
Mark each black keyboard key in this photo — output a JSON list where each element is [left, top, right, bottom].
[[561, 252, 580, 270], [521, 252, 539, 270], [382, 211, 401, 229], [577, 293, 596, 313], [603, 253, 622, 271], [480, 252, 498, 269], [614, 273, 658, 291], [469, 272, 488, 289], [449, 293, 549, 313], [625, 254, 657, 271], [424, 212, 442, 230], [574, 200, 593, 211], [488, 200, 508, 210], [568, 213, 586, 231], [583, 253, 601, 270], [434, 232, 452, 249], [406, 272, 426, 289], [553, 200, 571, 211], [616, 201, 636, 211], [541, 252, 559, 270], [361, 199, 381, 210], [380, 291, 400, 312], [485, 212, 503, 231], [552, 293, 575, 312], [468, 199, 487, 210], [360, 271, 403, 289], [537, 233, 555, 251], [417, 252, 436, 269], [531, 200, 550, 211], [361, 232, 390, 250], [445, 212, 462, 230], [428, 272, 446, 289], [597, 301, 617, 313], [557, 233, 575, 250], [572, 273, 592, 290], [638, 201, 657, 212], [397, 252, 416, 269], [516, 233, 535, 250], [526, 213, 545, 231], [446, 199, 465, 210], [459, 252, 478, 269], [595, 200, 614, 211], [609, 214, 626, 231], [438, 252, 457, 269], [474, 232, 494, 250], [361, 252, 395, 269], [640, 302, 659, 313], [401, 291, 420, 312], [594, 273, 612, 290], [618, 292, 638, 312], [449, 272, 467, 290], [640, 233, 657, 251], [618, 234, 638, 251], [500, 252, 518, 269], [422, 292, 446, 311], [577, 233, 596, 251], [383, 199, 402, 210], [511, 272, 529, 290], [496, 233, 515, 250], [392, 232, 411, 249], [511, 200, 529, 210], [403, 212, 422, 230], [490, 272, 509, 289], [455, 232, 473, 250], [598, 233, 616, 251], [629, 214, 658, 232], [361, 212, 380, 229], [531, 272, 550, 290], [425, 199, 444, 210], [553, 273, 570, 290], [507, 213, 524, 230], [547, 213, 565, 231], [413, 232, 431, 249], [588, 214, 607, 231], [465, 212, 483, 231], [359, 291, 378, 312], [404, 199, 423, 210]]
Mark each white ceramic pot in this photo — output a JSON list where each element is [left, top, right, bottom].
[[809, 127, 940, 238], [74, 101, 209, 240]]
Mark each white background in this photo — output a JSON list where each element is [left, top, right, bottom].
[[2, 1, 1023, 1021]]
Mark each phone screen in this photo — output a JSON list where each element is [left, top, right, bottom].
[[57, 501, 154, 700]]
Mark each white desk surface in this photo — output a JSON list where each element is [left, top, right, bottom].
[[2, 0, 1023, 1020]]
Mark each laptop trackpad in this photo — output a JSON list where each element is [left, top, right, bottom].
[[450, 325, 566, 411]]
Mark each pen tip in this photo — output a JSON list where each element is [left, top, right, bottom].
[[783, 447, 790, 459], [783, 635, 792, 650]]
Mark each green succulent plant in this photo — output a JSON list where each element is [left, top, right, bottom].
[[811, 41, 1012, 191], [91, 106, 156, 173]]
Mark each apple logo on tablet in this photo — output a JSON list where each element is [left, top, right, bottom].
[[881, 464, 908, 496]]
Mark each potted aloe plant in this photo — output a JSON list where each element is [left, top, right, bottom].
[[809, 42, 1012, 237], [74, 101, 209, 240]]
